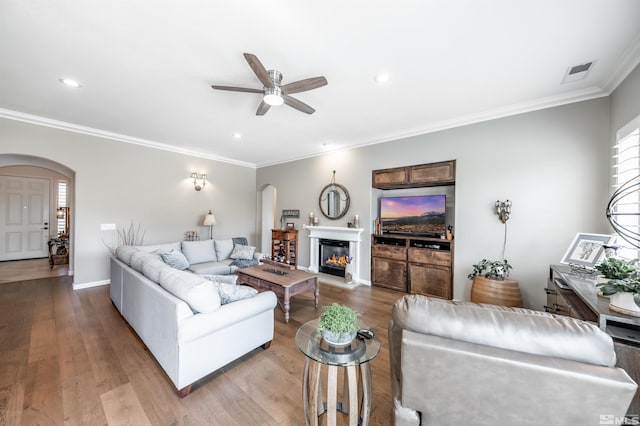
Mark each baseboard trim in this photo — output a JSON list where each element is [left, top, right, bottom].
[[73, 279, 110, 290]]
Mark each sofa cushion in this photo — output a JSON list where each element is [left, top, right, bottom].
[[230, 244, 256, 260], [158, 268, 221, 313], [160, 250, 190, 270], [188, 261, 233, 275], [214, 239, 234, 261], [130, 251, 159, 272], [115, 245, 139, 265], [181, 240, 217, 264], [141, 256, 172, 283], [392, 295, 616, 367]]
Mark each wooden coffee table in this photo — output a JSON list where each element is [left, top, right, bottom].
[[236, 264, 319, 323]]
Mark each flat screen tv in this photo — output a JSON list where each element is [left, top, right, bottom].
[[380, 195, 446, 236]]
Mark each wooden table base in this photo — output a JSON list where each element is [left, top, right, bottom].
[[303, 358, 372, 426]]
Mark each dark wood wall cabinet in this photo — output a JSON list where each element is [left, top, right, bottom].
[[372, 235, 453, 299], [372, 160, 456, 189], [546, 265, 640, 414], [371, 160, 456, 299]]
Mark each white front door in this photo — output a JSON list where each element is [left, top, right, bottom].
[[0, 176, 50, 261]]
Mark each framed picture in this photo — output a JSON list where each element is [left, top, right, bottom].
[[286, 222, 295, 229], [560, 233, 615, 267]]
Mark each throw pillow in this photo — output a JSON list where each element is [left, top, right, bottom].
[[229, 244, 256, 260], [158, 268, 221, 313], [214, 239, 234, 261], [200, 274, 238, 285], [230, 258, 259, 268], [201, 275, 258, 304], [181, 240, 217, 264], [160, 250, 190, 270]]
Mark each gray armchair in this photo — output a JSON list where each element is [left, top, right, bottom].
[[389, 295, 637, 426]]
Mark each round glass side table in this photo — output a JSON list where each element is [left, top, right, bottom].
[[295, 319, 381, 426]]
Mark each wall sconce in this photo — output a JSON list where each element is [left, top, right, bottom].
[[202, 210, 217, 239], [191, 173, 207, 191], [495, 200, 512, 223]]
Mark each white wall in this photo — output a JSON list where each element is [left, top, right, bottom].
[[0, 118, 257, 286], [610, 64, 640, 139], [257, 98, 611, 310]]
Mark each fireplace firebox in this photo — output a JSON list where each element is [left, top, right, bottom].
[[319, 239, 350, 277]]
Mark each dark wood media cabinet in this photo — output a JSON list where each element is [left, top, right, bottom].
[[371, 234, 453, 299], [546, 265, 640, 415]]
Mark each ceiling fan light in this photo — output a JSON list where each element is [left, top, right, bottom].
[[263, 87, 284, 106], [263, 94, 283, 106]]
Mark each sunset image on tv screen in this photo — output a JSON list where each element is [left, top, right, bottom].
[[380, 195, 446, 236]]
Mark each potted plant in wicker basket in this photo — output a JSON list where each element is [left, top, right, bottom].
[[318, 303, 359, 346], [468, 259, 523, 307]]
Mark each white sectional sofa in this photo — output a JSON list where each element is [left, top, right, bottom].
[[109, 239, 277, 396]]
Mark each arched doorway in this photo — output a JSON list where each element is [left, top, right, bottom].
[[0, 154, 75, 282]]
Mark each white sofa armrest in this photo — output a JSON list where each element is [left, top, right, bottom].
[[178, 291, 277, 343]]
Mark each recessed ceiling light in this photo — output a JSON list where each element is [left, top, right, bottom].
[[59, 78, 82, 88], [232, 132, 242, 139], [374, 73, 390, 83]]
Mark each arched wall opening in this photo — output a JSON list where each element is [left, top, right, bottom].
[[0, 154, 76, 275]]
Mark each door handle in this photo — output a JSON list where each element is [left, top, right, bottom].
[[41, 227, 48, 230]]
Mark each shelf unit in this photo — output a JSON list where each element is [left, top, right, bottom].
[[271, 229, 298, 267], [371, 160, 456, 299]]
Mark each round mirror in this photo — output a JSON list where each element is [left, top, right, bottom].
[[319, 182, 350, 219]]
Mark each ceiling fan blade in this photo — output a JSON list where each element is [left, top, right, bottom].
[[256, 100, 271, 116], [281, 76, 328, 95], [243, 53, 274, 88], [211, 85, 262, 94], [283, 95, 315, 114]]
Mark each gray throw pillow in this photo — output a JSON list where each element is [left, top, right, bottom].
[[200, 274, 258, 304], [230, 258, 259, 268], [229, 243, 256, 260], [160, 250, 190, 270]]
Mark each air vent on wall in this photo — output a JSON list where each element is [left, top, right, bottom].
[[561, 61, 595, 84]]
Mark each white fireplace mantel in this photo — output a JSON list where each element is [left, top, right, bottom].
[[304, 225, 365, 284]]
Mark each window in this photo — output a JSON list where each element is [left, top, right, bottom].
[[57, 180, 68, 235], [612, 115, 640, 257]]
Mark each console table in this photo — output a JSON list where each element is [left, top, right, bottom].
[[546, 265, 640, 414]]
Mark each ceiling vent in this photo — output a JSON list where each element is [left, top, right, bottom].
[[561, 61, 595, 84]]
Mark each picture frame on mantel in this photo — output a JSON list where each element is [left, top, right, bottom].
[[560, 233, 615, 268]]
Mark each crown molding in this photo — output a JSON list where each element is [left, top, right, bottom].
[[0, 108, 257, 169], [257, 86, 609, 168], [603, 33, 640, 94]]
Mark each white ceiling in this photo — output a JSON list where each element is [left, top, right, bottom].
[[1, 1, 640, 168]]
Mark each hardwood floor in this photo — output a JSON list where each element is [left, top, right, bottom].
[[0, 258, 68, 284], [0, 275, 403, 425]]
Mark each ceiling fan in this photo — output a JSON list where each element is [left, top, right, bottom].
[[211, 53, 328, 116]]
